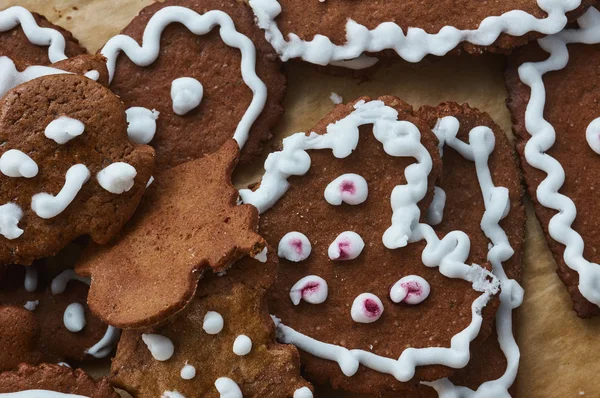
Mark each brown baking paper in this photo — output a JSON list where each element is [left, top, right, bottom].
[[4, 0, 600, 396]]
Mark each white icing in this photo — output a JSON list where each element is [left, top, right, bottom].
[[327, 231, 364, 260], [214, 377, 242, 398], [83, 70, 100, 81], [289, 275, 328, 305], [161, 392, 185, 398], [23, 300, 39, 311], [57, 362, 71, 368], [350, 293, 384, 323], [31, 164, 90, 219], [101, 6, 267, 149], [24, 267, 38, 292], [293, 387, 313, 398], [251, 246, 268, 263], [180, 363, 196, 380], [0, 57, 70, 99], [249, 0, 583, 65], [0, 392, 88, 398], [0, 202, 23, 239], [389, 275, 431, 305], [44, 117, 85, 145], [330, 92, 343, 104], [63, 302, 86, 333], [96, 162, 137, 194], [125, 107, 159, 145], [0, 149, 38, 178], [147, 175, 155, 187], [426, 186, 446, 226], [171, 77, 203, 115], [232, 334, 252, 356], [277, 231, 311, 262], [586, 117, 600, 154], [203, 311, 224, 334], [142, 333, 175, 361], [324, 173, 368, 205]]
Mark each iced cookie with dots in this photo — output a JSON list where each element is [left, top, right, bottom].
[[0, 73, 154, 265], [77, 140, 265, 328], [505, 6, 600, 317], [241, 96, 508, 395], [100, 0, 286, 171], [110, 250, 312, 398], [0, 363, 118, 398], [248, 0, 595, 69]]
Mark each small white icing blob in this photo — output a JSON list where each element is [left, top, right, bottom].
[[180, 363, 196, 380], [23, 300, 39, 311], [24, 267, 38, 292], [96, 162, 137, 194], [63, 302, 86, 333], [57, 362, 71, 368], [125, 107, 159, 144], [162, 392, 185, 398], [389, 275, 431, 305], [293, 387, 314, 398], [232, 335, 252, 356], [44, 116, 85, 144], [0, 391, 88, 398], [327, 231, 364, 260], [252, 246, 268, 263], [171, 77, 204, 116], [277, 231, 311, 262], [0, 149, 38, 178], [84, 69, 100, 81], [289, 275, 328, 305], [324, 173, 368, 205], [330, 92, 343, 104], [203, 311, 224, 334], [142, 333, 175, 361], [351, 293, 384, 323], [426, 186, 446, 226], [31, 164, 90, 219], [0, 202, 24, 239], [215, 377, 242, 398], [585, 117, 600, 154]]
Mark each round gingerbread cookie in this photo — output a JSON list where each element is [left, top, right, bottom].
[[101, 0, 286, 171]]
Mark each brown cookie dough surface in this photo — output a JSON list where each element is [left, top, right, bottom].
[[106, 0, 286, 171]]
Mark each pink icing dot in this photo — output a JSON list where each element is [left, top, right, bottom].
[[390, 275, 430, 305], [328, 231, 364, 261], [289, 275, 328, 305], [364, 299, 381, 317], [351, 293, 384, 323], [337, 239, 351, 259], [401, 281, 422, 300], [340, 180, 356, 195], [291, 238, 303, 255]]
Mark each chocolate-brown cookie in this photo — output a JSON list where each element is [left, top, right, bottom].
[[505, 8, 600, 317], [0, 7, 86, 66], [0, 73, 154, 265], [241, 96, 502, 395], [0, 363, 118, 398], [51, 54, 110, 87], [111, 250, 312, 398], [101, 0, 286, 171], [77, 140, 265, 329]]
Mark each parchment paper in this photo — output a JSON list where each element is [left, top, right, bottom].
[[4, 1, 600, 396]]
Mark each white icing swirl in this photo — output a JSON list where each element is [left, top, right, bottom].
[[31, 164, 90, 219], [425, 186, 446, 226]]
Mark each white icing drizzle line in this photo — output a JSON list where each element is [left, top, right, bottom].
[[516, 7, 600, 307], [249, 0, 582, 66], [422, 117, 523, 397], [0, 6, 68, 63], [0, 56, 70, 99], [100, 6, 267, 149], [246, 100, 499, 381], [50, 269, 121, 358], [31, 164, 90, 219]]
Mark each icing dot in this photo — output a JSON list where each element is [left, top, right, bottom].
[[44, 116, 85, 144], [252, 246, 268, 263], [233, 335, 252, 356], [586, 117, 600, 154], [324, 173, 368, 205], [63, 302, 86, 333], [203, 311, 224, 334], [84, 69, 100, 81], [31, 164, 90, 219], [180, 363, 196, 380], [294, 387, 314, 398], [327, 231, 364, 260], [0, 202, 24, 240], [278, 231, 311, 262], [289, 275, 328, 305], [126, 107, 159, 144], [96, 162, 137, 194], [171, 77, 204, 116], [57, 362, 71, 368], [390, 275, 431, 305], [24, 267, 38, 292], [142, 333, 175, 361], [215, 377, 242, 398], [162, 392, 185, 398], [0, 149, 38, 178], [23, 300, 39, 311], [351, 293, 384, 323], [330, 92, 343, 104]]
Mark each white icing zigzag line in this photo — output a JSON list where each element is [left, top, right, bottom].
[[244, 100, 499, 381], [100, 6, 267, 149], [423, 118, 523, 397], [0, 6, 68, 63], [517, 7, 600, 307], [249, 0, 582, 65]]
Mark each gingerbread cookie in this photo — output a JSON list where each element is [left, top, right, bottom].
[[0, 363, 118, 398], [240, 96, 508, 395], [110, 250, 312, 398], [505, 6, 600, 317], [0, 6, 86, 66], [0, 72, 154, 265], [100, 0, 286, 171], [248, 0, 594, 68], [77, 140, 265, 329]]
